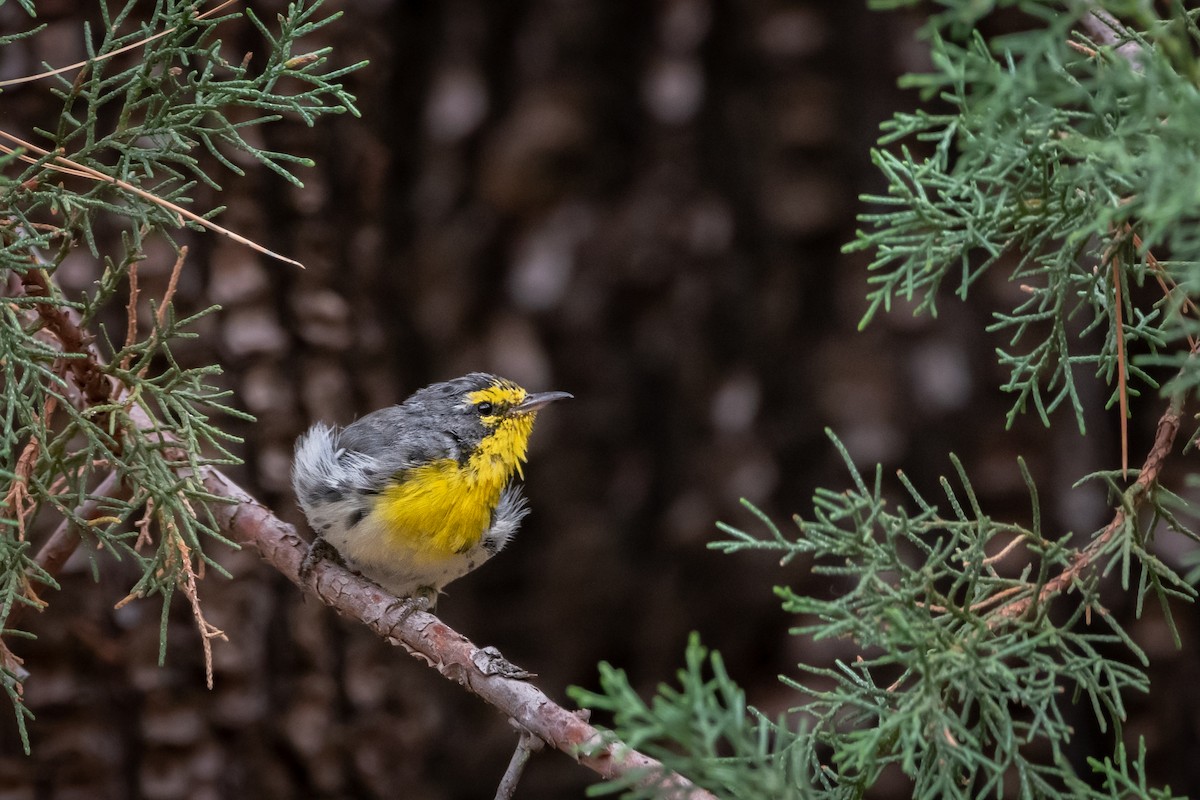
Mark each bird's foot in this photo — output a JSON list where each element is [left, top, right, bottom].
[[384, 592, 434, 625], [299, 536, 344, 582]]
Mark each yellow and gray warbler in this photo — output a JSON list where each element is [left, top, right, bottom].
[[292, 373, 570, 606]]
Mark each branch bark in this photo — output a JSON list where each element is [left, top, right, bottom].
[[202, 468, 716, 799], [6, 261, 713, 796], [20, 266, 114, 406]]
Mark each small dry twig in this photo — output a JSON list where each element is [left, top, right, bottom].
[[0, 0, 240, 89], [989, 391, 1184, 626], [495, 725, 546, 800], [981, 533, 1027, 566], [0, 129, 303, 268], [171, 529, 227, 689], [121, 259, 141, 370]]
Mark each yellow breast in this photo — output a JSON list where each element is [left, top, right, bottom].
[[375, 411, 536, 560]]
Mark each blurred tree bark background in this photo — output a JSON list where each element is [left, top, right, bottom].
[[2, 1, 1197, 798]]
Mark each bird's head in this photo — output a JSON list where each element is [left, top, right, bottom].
[[405, 373, 571, 480]]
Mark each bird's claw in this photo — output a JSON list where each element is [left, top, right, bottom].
[[384, 593, 433, 625], [300, 536, 343, 582]]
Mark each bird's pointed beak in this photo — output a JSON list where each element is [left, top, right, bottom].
[[511, 390, 573, 415]]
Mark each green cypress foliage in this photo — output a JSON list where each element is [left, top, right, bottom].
[[574, 2, 1200, 797], [0, 1, 361, 753]]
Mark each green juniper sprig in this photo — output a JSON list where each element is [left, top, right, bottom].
[[847, 3, 1200, 434], [577, 421, 1194, 799], [574, 3, 1200, 798], [0, 0, 362, 753]]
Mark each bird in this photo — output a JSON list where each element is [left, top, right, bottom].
[[291, 372, 571, 608]]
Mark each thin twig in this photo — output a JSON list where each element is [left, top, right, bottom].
[[989, 391, 1184, 626], [1066, 39, 1099, 58], [1135, 232, 1200, 353], [2, 398, 55, 541], [122, 260, 140, 370], [495, 726, 545, 800], [133, 245, 189, 381], [156, 247, 187, 330], [0, 0, 240, 89], [967, 584, 1025, 614], [171, 529, 227, 689], [0, 130, 304, 268], [1110, 245, 1129, 478], [982, 533, 1026, 566], [19, 268, 114, 405]]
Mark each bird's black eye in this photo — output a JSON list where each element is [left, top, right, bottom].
[[476, 401, 495, 416]]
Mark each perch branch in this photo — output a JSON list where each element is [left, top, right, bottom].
[[201, 468, 715, 799]]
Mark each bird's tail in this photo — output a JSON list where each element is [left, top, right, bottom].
[[292, 422, 377, 512]]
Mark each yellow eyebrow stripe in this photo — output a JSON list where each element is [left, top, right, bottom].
[[467, 382, 527, 409]]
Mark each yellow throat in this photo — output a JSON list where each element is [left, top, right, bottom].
[[376, 382, 537, 560]]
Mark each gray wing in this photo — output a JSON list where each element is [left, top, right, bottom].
[[294, 402, 469, 510], [338, 405, 468, 480]]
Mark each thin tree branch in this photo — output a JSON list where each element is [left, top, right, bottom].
[[989, 391, 1184, 625], [1110, 243, 1129, 478], [201, 468, 716, 798], [35, 471, 127, 580], [19, 267, 115, 406], [495, 725, 545, 800]]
